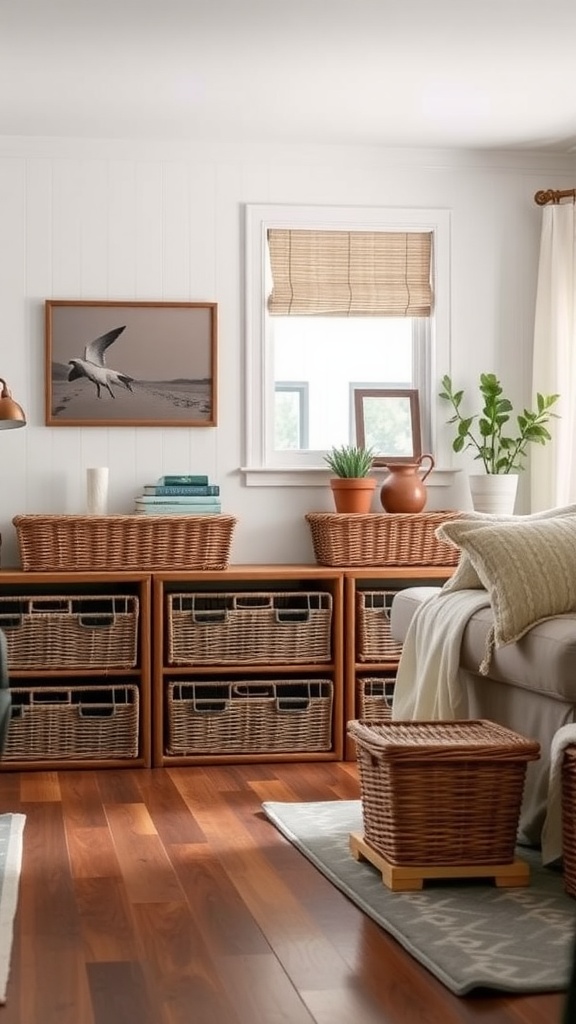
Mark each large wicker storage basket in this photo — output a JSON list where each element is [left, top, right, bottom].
[[561, 745, 576, 896], [347, 719, 540, 866], [4, 685, 139, 761], [13, 514, 236, 571], [0, 594, 139, 669], [356, 590, 404, 662], [166, 679, 333, 754], [305, 511, 461, 567], [167, 591, 332, 665]]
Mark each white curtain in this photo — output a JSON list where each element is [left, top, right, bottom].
[[531, 202, 576, 510]]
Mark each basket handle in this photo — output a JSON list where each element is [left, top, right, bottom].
[[192, 696, 229, 713], [191, 610, 228, 624], [29, 598, 72, 615], [78, 614, 115, 629], [232, 683, 275, 698], [276, 697, 310, 712], [0, 616, 23, 630], [274, 608, 311, 625], [78, 705, 117, 718], [30, 690, 72, 705], [232, 595, 274, 610]]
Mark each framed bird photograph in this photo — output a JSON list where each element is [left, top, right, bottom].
[[45, 300, 217, 427]]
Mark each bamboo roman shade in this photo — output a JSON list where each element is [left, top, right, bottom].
[[267, 229, 433, 316]]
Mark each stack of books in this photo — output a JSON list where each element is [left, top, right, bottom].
[[134, 475, 222, 515]]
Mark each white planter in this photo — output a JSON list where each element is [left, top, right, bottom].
[[468, 474, 519, 515]]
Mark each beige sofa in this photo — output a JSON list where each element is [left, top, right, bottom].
[[390, 585, 576, 847]]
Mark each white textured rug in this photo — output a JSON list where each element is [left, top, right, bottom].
[[0, 814, 25, 1004], [262, 799, 575, 996]]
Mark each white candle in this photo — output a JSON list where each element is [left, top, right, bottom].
[[86, 467, 109, 515]]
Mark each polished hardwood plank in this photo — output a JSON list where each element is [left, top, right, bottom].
[[0, 763, 568, 1023]]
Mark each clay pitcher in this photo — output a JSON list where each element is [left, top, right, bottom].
[[380, 454, 435, 513]]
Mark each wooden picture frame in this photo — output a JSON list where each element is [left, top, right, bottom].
[[354, 388, 422, 466], [45, 300, 217, 427]]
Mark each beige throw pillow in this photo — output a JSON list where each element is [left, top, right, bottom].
[[436, 517, 576, 669], [440, 503, 576, 593]]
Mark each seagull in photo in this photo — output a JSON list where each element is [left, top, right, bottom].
[[67, 325, 134, 398]]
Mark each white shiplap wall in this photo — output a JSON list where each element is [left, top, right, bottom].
[[0, 137, 574, 567]]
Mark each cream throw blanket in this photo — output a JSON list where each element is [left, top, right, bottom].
[[391, 589, 491, 721], [541, 723, 576, 865]]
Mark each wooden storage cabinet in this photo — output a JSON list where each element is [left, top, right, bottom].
[[153, 567, 344, 766], [344, 567, 453, 760], [0, 571, 152, 770]]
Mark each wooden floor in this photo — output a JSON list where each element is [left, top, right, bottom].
[[0, 761, 568, 1024]]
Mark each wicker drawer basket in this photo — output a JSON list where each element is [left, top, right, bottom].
[[305, 511, 461, 567], [0, 594, 139, 669], [356, 590, 404, 662], [167, 591, 332, 665], [13, 514, 236, 571], [561, 745, 576, 896], [4, 685, 139, 761], [166, 679, 333, 755], [347, 719, 540, 866], [357, 676, 396, 722]]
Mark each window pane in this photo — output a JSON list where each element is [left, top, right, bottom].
[[272, 316, 413, 451], [274, 384, 309, 450]]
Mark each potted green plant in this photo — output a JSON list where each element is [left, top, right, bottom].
[[439, 373, 560, 512], [323, 444, 376, 513]]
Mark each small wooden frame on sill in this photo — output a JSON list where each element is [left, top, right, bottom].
[[354, 387, 422, 466]]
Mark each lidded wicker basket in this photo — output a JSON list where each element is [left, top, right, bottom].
[[348, 719, 540, 867], [561, 745, 576, 896]]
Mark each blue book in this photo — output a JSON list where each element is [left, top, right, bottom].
[[136, 494, 220, 505], [158, 475, 209, 486], [143, 484, 219, 496]]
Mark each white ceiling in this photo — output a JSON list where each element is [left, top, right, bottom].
[[2, 0, 576, 151]]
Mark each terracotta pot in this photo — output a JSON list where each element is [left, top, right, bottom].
[[330, 477, 376, 514], [380, 454, 434, 513]]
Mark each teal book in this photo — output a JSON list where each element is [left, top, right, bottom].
[[143, 484, 219, 496], [158, 475, 209, 486], [136, 494, 220, 505]]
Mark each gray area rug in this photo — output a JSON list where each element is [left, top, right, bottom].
[[0, 814, 25, 1004], [262, 799, 576, 996]]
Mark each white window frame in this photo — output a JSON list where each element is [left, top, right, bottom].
[[243, 203, 451, 487]]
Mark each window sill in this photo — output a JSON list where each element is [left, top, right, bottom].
[[241, 467, 462, 488]]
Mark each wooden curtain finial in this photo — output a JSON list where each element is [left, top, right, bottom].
[[534, 188, 576, 205]]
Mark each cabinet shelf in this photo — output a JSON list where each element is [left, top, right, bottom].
[[153, 569, 344, 766], [344, 568, 453, 759], [0, 570, 152, 770]]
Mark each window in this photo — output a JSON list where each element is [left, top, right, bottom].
[[244, 204, 450, 484]]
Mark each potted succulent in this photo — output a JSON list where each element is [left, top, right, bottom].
[[323, 444, 376, 513], [439, 373, 560, 512]]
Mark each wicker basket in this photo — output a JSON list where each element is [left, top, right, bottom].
[[0, 594, 139, 669], [347, 719, 540, 866], [166, 679, 333, 755], [357, 676, 396, 721], [305, 511, 462, 567], [561, 745, 576, 896], [13, 514, 236, 571], [4, 685, 139, 761], [167, 591, 332, 665], [356, 590, 404, 662]]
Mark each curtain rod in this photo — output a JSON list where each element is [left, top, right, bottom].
[[534, 188, 576, 206]]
